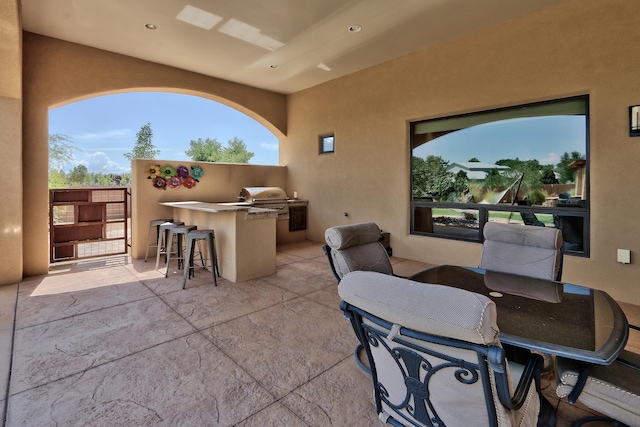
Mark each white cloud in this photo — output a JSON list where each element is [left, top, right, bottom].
[[74, 129, 131, 140], [260, 141, 279, 151], [540, 152, 561, 165], [81, 152, 129, 173]]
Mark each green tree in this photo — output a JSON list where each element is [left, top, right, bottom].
[[185, 138, 223, 161], [123, 122, 160, 162], [68, 164, 90, 186], [540, 165, 559, 184], [468, 157, 480, 162], [412, 155, 457, 201], [223, 137, 254, 163], [48, 169, 69, 188], [453, 170, 469, 194], [495, 158, 543, 194], [483, 168, 506, 189], [119, 172, 132, 186], [185, 137, 254, 163], [49, 134, 76, 171], [93, 173, 113, 187], [556, 151, 585, 183]]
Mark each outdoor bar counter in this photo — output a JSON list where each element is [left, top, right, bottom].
[[159, 201, 277, 283]]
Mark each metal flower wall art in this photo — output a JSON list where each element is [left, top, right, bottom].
[[147, 164, 203, 190]]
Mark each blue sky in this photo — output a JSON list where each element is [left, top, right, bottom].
[[413, 116, 586, 166], [49, 92, 279, 173]]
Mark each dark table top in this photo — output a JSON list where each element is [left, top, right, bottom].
[[409, 265, 629, 365]]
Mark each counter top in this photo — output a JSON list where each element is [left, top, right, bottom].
[[159, 201, 277, 217]]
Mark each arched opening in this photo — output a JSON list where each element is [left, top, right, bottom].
[[49, 91, 280, 184], [47, 91, 282, 262], [22, 32, 288, 276]]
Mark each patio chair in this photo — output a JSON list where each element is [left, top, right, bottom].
[[518, 199, 546, 227], [555, 349, 640, 426], [339, 271, 555, 427], [323, 222, 393, 282], [480, 222, 564, 282], [323, 222, 395, 373]]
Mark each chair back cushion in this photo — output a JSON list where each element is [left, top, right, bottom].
[[480, 222, 563, 281], [325, 223, 392, 279], [339, 271, 498, 345], [325, 222, 383, 249]]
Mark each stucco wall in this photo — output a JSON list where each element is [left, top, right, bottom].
[[283, 0, 640, 303], [21, 32, 287, 277], [0, 0, 23, 286], [130, 159, 286, 259], [8, 0, 640, 304]]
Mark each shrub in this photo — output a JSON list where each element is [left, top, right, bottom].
[[527, 189, 547, 205], [468, 182, 486, 203]]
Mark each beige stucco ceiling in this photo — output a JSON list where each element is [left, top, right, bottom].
[[20, 0, 568, 94]]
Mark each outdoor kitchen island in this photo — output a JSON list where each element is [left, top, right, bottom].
[[159, 201, 278, 283]]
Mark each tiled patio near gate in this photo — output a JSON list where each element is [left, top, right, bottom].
[[0, 241, 637, 426]]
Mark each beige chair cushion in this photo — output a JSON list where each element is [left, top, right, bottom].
[[325, 222, 383, 250], [556, 351, 640, 426], [325, 222, 393, 279], [480, 222, 563, 281], [339, 271, 498, 345]]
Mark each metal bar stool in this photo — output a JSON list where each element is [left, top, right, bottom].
[[164, 225, 197, 277], [144, 218, 173, 261], [155, 221, 185, 270], [183, 229, 220, 289]]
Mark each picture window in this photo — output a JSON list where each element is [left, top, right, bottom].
[[410, 95, 589, 256]]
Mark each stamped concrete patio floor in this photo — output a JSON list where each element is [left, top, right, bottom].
[[1, 241, 636, 426]]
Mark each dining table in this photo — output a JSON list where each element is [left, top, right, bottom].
[[409, 265, 629, 365]]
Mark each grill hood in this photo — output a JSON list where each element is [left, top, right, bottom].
[[238, 187, 288, 203]]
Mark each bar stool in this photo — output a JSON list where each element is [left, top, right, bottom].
[[183, 229, 220, 289], [155, 221, 185, 270], [164, 225, 197, 277], [144, 218, 173, 261]]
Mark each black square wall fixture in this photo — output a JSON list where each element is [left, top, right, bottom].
[[630, 106, 640, 136]]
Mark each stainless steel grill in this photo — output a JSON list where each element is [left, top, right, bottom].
[[238, 187, 290, 220]]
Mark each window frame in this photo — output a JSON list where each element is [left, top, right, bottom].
[[319, 133, 335, 154], [409, 95, 590, 257]]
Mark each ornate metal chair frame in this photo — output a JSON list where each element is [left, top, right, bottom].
[[322, 243, 343, 283], [557, 324, 640, 427], [323, 222, 397, 374], [341, 300, 543, 427]]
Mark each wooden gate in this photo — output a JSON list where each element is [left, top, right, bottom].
[[49, 187, 129, 263]]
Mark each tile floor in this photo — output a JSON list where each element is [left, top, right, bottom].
[[0, 240, 636, 426]]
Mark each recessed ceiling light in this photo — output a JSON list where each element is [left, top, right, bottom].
[[145, 24, 157, 30], [269, 64, 279, 69], [348, 24, 362, 33], [317, 63, 331, 72]]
